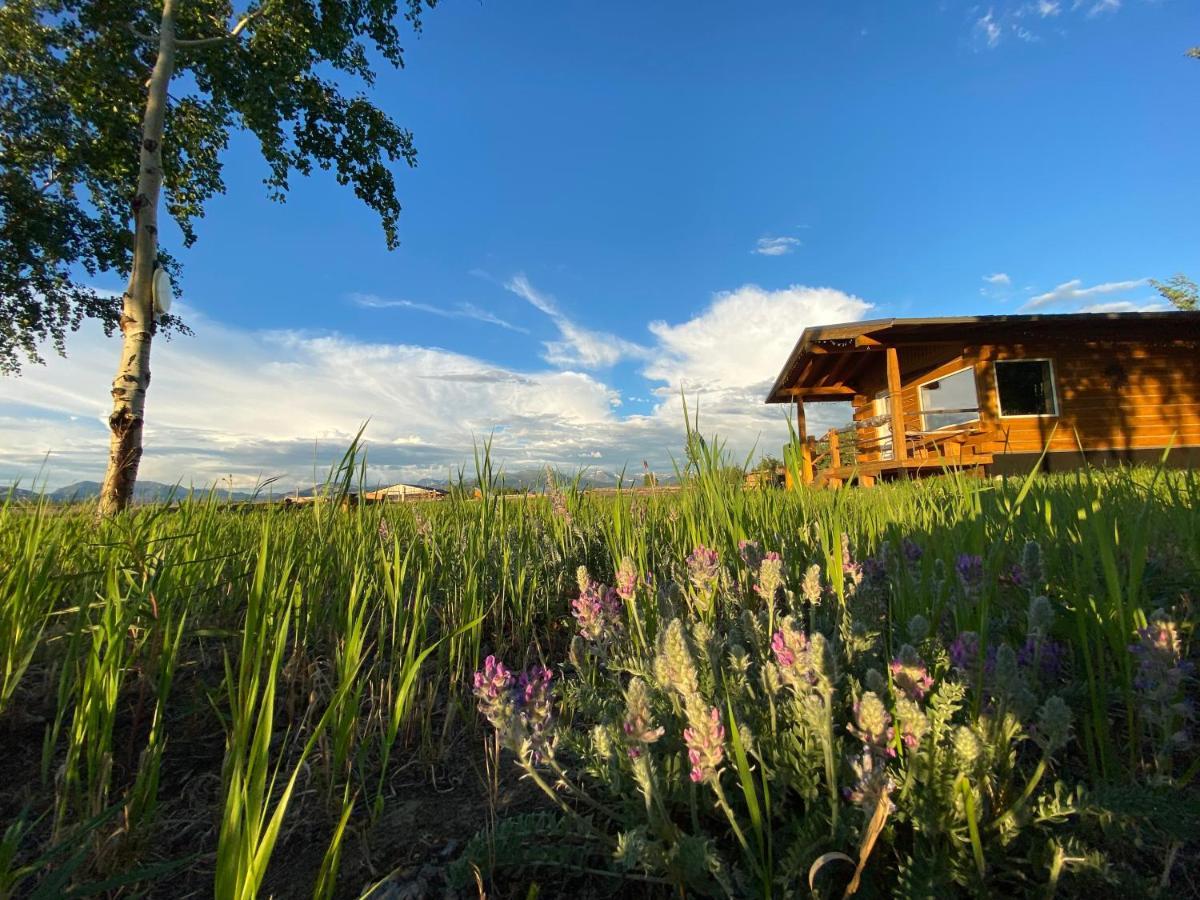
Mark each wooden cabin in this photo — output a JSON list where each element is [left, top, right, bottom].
[[765, 312, 1200, 486]]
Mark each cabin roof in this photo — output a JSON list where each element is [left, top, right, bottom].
[[765, 310, 1200, 404]]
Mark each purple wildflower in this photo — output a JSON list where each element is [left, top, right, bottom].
[[955, 554, 984, 592], [571, 572, 624, 643], [890, 649, 934, 701], [683, 706, 726, 783], [902, 538, 923, 564], [950, 631, 980, 672], [686, 545, 721, 596], [754, 552, 785, 603], [615, 557, 639, 602], [738, 539, 764, 571]]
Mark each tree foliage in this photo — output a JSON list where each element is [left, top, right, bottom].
[[0, 0, 431, 374], [1150, 273, 1198, 311]]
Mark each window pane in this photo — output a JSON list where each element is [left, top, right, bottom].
[[996, 361, 1055, 416], [919, 368, 979, 431]]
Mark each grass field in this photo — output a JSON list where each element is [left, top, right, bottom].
[[1, 451, 1197, 897]]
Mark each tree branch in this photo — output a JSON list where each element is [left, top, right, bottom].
[[174, 9, 263, 48]]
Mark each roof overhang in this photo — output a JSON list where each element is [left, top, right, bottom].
[[765, 311, 1200, 404]]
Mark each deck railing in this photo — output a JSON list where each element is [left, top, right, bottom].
[[792, 403, 984, 485]]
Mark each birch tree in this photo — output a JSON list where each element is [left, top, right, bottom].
[[0, 0, 431, 514]]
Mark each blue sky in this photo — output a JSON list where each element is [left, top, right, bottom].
[[2, 0, 1198, 488]]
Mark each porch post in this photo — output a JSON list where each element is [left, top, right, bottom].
[[886, 347, 908, 461], [795, 402, 814, 485]]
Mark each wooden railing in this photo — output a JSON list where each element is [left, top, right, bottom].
[[792, 404, 985, 485]]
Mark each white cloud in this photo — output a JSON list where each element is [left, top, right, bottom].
[[753, 236, 802, 257], [349, 293, 528, 333], [1087, 0, 1119, 16], [975, 10, 1003, 48], [1021, 277, 1147, 311], [983, 272, 1012, 285], [1076, 300, 1168, 314], [0, 285, 872, 490], [504, 274, 650, 369], [1036, 0, 1061, 16]]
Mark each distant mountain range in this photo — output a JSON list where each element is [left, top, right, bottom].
[[2, 467, 675, 504]]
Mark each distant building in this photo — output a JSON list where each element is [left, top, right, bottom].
[[362, 483, 447, 503], [766, 312, 1200, 486]]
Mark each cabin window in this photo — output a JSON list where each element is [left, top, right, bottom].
[[918, 367, 979, 431], [995, 359, 1058, 417]]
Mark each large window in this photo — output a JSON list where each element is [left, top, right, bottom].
[[995, 359, 1058, 417], [918, 367, 979, 431]]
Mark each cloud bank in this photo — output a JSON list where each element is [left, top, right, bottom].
[[0, 283, 870, 490]]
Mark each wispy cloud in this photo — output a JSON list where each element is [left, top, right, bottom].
[[1086, 0, 1120, 17], [1020, 277, 1147, 311], [753, 236, 802, 257], [983, 272, 1012, 286], [504, 274, 650, 369], [975, 10, 1003, 48], [349, 293, 528, 333], [1036, 0, 1061, 17]]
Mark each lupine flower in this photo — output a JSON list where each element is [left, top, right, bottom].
[[894, 696, 930, 750], [953, 725, 984, 768], [950, 631, 981, 672], [623, 677, 665, 758], [955, 554, 984, 593], [902, 538, 923, 565], [572, 567, 623, 643], [473, 656, 556, 761], [737, 539, 763, 571], [1027, 595, 1055, 638], [1035, 695, 1072, 753], [907, 614, 930, 644], [683, 706, 726, 783], [890, 645, 934, 701], [615, 556, 639, 602], [686, 545, 721, 596], [771, 616, 819, 689], [1131, 615, 1191, 696], [1018, 636, 1067, 682], [754, 552, 785, 603], [800, 563, 823, 606], [846, 749, 895, 819], [654, 618, 700, 698], [851, 692, 893, 752], [1001, 563, 1025, 588]]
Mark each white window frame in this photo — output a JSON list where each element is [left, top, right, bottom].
[[994, 358, 1060, 419], [916, 366, 981, 432]]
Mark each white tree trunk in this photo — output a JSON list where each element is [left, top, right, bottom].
[[98, 0, 178, 516]]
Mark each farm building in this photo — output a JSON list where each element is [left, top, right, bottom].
[[363, 483, 447, 502], [766, 311, 1200, 486]]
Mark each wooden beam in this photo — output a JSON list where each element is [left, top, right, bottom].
[[794, 401, 807, 443], [829, 430, 841, 469], [886, 346, 908, 461], [803, 436, 816, 485], [781, 386, 856, 398]]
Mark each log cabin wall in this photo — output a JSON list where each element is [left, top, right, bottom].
[[975, 340, 1200, 455]]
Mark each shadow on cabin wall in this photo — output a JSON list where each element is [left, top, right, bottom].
[[996, 341, 1193, 466]]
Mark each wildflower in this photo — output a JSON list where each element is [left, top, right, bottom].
[[890, 645, 934, 701], [800, 563, 823, 606], [654, 618, 700, 699], [737, 539, 763, 571], [907, 614, 930, 644], [623, 678, 665, 758], [571, 567, 623, 644], [615, 556, 639, 602], [953, 725, 984, 769], [901, 538, 923, 565], [992, 644, 1023, 698], [771, 616, 813, 688], [1131, 614, 1191, 697], [683, 706, 726, 783], [846, 749, 895, 819], [950, 631, 981, 672], [894, 696, 930, 749], [754, 552, 785, 603], [1018, 636, 1067, 682], [1001, 563, 1025, 588], [473, 655, 516, 728], [1027, 595, 1055, 639], [377, 516, 392, 545], [1035, 695, 1072, 753], [851, 691, 892, 748], [955, 554, 984, 593], [473, 657, 557, 761], [686, 545, 721, 597]]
